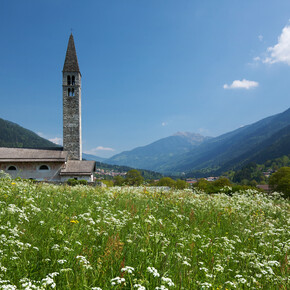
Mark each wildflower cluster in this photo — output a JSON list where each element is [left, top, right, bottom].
[[0, 177, 288, 288]]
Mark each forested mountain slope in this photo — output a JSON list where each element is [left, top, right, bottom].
[[164, 108, 290, 174], [107, 132, 210, 171], [0, 118, 59, 148]]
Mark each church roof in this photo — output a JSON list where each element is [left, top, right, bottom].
[[63, 33, 80, 73], [60, 160, 96, 176], [0, 148, 68, 162]]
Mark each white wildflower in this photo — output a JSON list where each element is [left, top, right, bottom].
[[161, 277, 174, 286], [48, 272, 59, 278], [0, 264, 7, 272], [225, 280, 237, 287], [76, 255, 92, 270], [214, 264, 224, 272], [60, 268, 72, 273], [121, 266, 135, 274], [0, 285, 17, 290], [41, 273, 58, 288], [51, 244, 60, 250], [134, 284, 146, 290], [200, 282, 212, 288], [239, 278, 247, 284], [111, 277, 125, 285], [147, 266, 160, 277], [155, 286, 168, 290], [268, 260, 280, 267]]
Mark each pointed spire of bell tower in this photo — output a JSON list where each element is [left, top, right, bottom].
[[63, 33, 80, 73]]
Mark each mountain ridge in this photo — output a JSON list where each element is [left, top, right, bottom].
[[106, 132, 210, 170], [162, 107, 290, 174], [107, 107, 290, 175]]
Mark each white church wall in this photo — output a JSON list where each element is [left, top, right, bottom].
[[0, 162, 64, 181]]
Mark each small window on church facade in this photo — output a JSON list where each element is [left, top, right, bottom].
[[67, 75, 71, 85], [39, 165, 50, 170], [72, 76, 75, 85], [7, 165, 17, 171]]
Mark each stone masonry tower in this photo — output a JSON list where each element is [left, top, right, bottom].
[[63, 33, 82, 160]]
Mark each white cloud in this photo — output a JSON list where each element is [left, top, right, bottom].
[[161, 122, 168, 126], [94, 146, 115, 151], [253, 56, 261, 62], [49, 137, 63, 145], [37, 132, 62, 145], [37, 132, 45, 138], [198, 128, 210, 135], [84, 146, 115, 155], [263, 25, 290, 65], [223, 79, 259, 90], [258, 34, 263, 42]]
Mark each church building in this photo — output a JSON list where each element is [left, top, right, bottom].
[[0, 34, 96, 182]]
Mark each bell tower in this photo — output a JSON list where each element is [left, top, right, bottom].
[[62, 33, 82, 160]]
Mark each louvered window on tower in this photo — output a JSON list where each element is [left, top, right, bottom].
[[67, 75, 71, 85], [72, 76, 75, 85], [68, 88, 75, 96]]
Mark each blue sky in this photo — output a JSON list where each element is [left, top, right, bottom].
[[1, 1, 290, 158]]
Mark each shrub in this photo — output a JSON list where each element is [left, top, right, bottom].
[[67, 178, 88, 186], [269, 167, 290, 198], [0, 170, 11, 180], [101, 179, 114, 187], [174, 179, 189, 189], [157, 177, 176, 187], [193, 177, 261, 195]]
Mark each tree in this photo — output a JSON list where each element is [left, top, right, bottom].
[[241, 179, 249, 186], [175, 179, 189, 189], [157, 177, 176, 188], [113, 175, 125, 186], [269, 167, 290, 198], [193, 179, 209, 191], [249, 180, 258, 187], [125, 169, 144, 186], [281, 155, 289, 166], [213, 177, 231, 188]]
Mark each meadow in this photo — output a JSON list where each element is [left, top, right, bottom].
[[0, 176, 289, 289]]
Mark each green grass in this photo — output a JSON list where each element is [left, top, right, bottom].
[[0, 177, 289, 289]]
